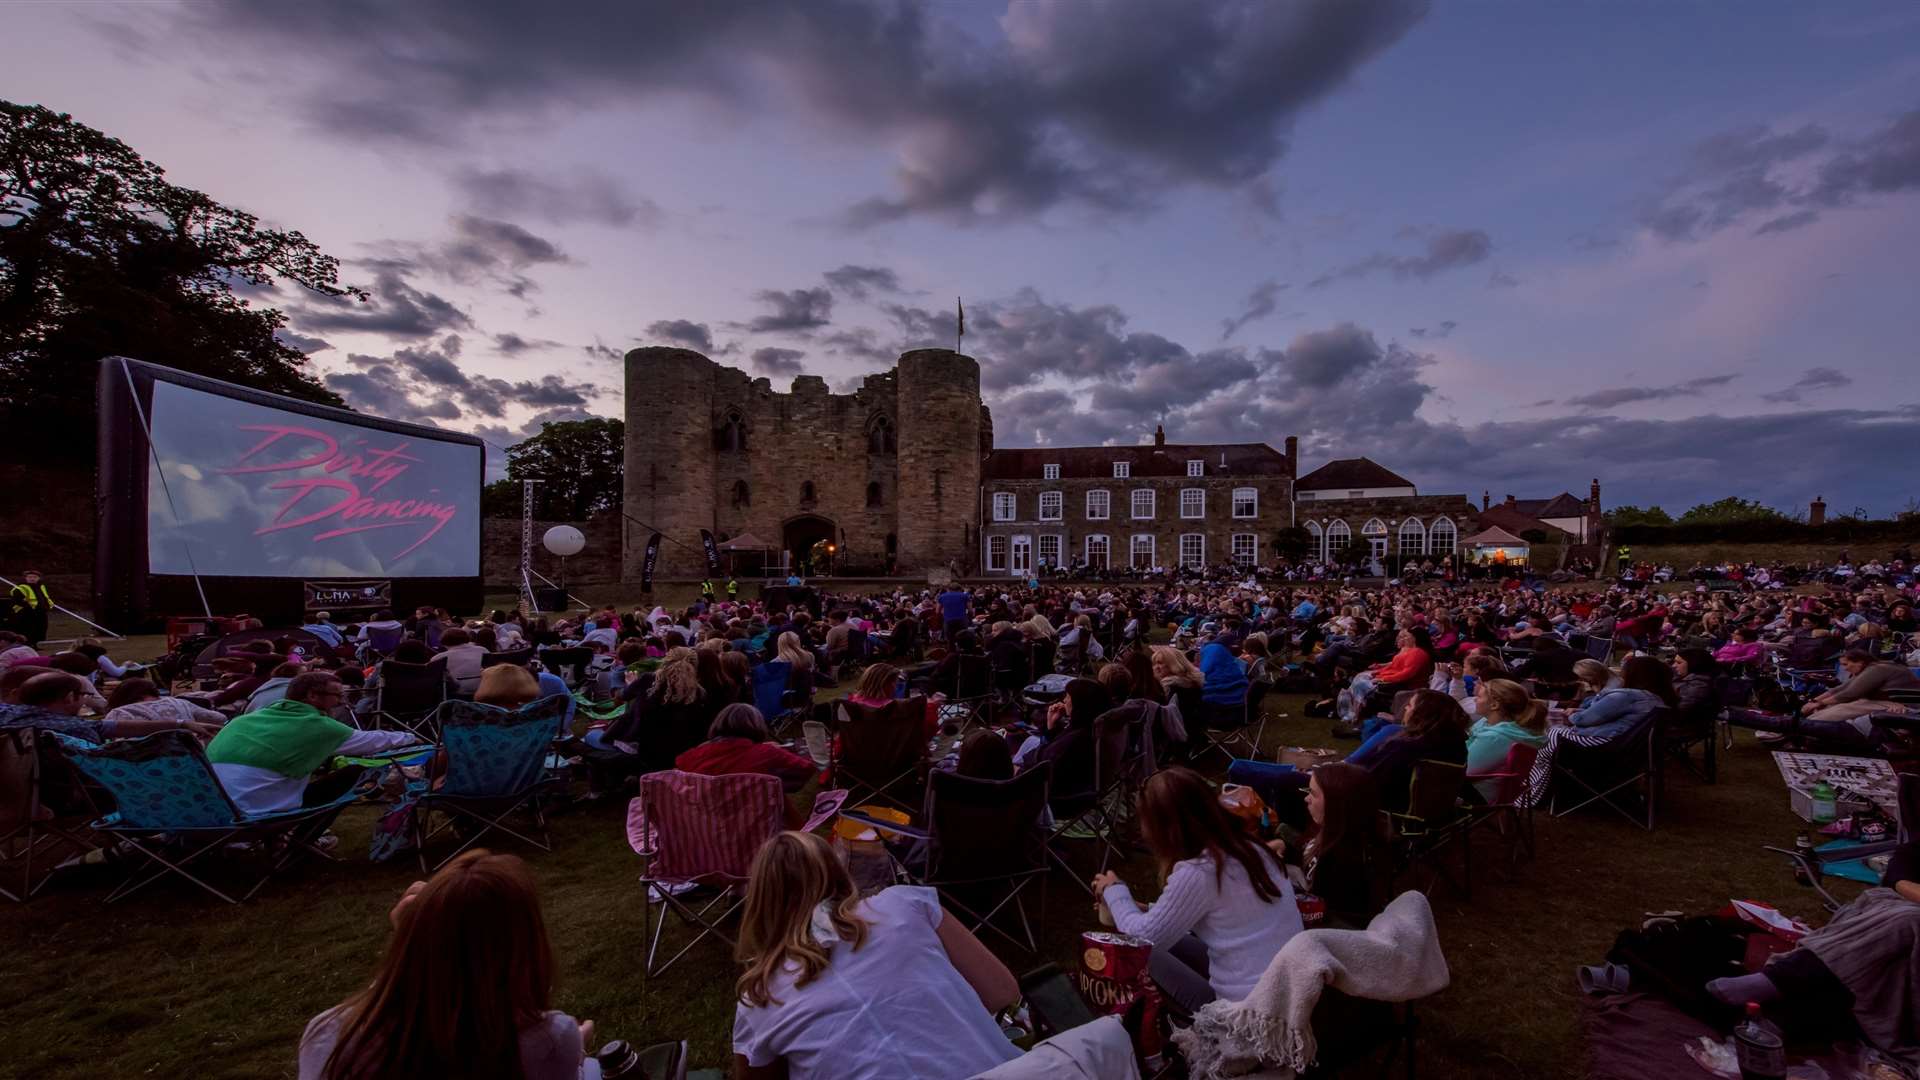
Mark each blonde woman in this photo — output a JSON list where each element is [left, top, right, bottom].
[[1464, 678, 1549, 800], [597, 647, 708, 769], [1152, 645, 1205, 728], [730, 832, 1019, 1080], [1572, 658, 1616, 701]]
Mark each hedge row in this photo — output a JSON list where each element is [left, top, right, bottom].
[[1610, 517, 1920, 547]]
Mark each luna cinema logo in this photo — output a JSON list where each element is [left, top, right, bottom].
[[216, 424, 460, 561]]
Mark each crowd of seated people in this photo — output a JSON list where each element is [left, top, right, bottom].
[[4, 558, 1918, 1076]]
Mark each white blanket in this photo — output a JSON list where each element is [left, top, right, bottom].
[[971, 1016, 1139, 1080], [1172, 890, 1450, 1080]]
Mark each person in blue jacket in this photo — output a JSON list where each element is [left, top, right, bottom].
[[1566, 655, 1676, 740]]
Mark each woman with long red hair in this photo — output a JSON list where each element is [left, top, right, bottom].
[[298, 850, 593, 1079]]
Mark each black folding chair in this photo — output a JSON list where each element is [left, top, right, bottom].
[[0, 726, 98, 901], [849, 764, 1052, 952], [831, 699, 927, 812], [947, 654, 996, 729], [1550, 709, 1667, 831], [1045, 706, 1138, 890], [1194, 680, 1273, 765], [1031, 638, 1057, 678], [370, 658, 451, 740], [1665, 688, 1722, 784], [1382, 759, 1475, 899], [537, 646, 593, 688], [483, 647, 535, 670]]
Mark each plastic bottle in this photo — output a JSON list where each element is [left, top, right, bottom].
[[1734, 1001, 1786, 1080], [1808, 781, 1837, 824]]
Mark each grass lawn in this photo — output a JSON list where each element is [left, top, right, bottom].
[[0, 684, 1862, 1080]]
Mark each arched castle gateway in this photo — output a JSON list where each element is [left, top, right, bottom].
[[622, 347, 986, 579]]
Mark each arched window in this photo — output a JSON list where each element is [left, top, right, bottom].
[[1326, 519, 1351, 552], [800, 480, 817, 504], [731, 479, 750, 509], [866, 481, 883, 508], [1305, 520, 1324, 562], [867, 414, 896, 454], [715, 409, 747, 452], [1398, 518, 1426, 555], [1361, 518, 1388, 540], [1429, 517, 1457, 554]]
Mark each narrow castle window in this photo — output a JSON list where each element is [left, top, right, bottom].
[[800, 480, 817, 504], [867, 414, 896, 454], [731, 480, 750, 508], [715, 409, 748, 452], [866, 481, 883, 508]]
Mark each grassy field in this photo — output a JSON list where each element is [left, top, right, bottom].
[[0, 683, 1858, 1080], [1620, 537, 1920, 571]]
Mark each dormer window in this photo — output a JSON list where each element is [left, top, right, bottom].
[[1113, 461, 1130, 478], [1043, 463, 1060, 480], [1187, 460, 1204, 477]]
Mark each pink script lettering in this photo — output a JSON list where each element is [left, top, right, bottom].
[[215, 424, 459, 561]]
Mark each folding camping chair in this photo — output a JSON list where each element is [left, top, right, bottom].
[[357, 624, 405, 663], [1583, 636, 1614, 663], [1665, 687, 1721, 784], [1467, 742, 1538, 872], [538, 647, 594, 689], [1194, 680, 1273, 765], [847, 764, 1052, 952], [483, 647, 535, 670], [1031, 638, 1057, 679], [1045, 705, 1139, 891], [0, 726, 98, 901], [1549, 708, 1667, 831], [749, 660, 802, 733], [628, 770, 845, 978], [369, 658, 450, 740], [1381, 759, 1475, 899], [947, 653, 996, 729], [411, 698, 567, 872], [53, 730, 375, 904], [831, 699, 928, 812]]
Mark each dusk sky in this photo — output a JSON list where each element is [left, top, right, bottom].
[[7, 1, 1920, 516]]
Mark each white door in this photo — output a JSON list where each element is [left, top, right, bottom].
[[1369, 537, 1387, 574], [1010, 535, 1032, 576]]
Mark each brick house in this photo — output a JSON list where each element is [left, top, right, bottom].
[[978, 426, 1296, 576], [1293, 458, 1479, 572]]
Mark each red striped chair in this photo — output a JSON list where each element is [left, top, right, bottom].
[[628, 770, 844, 979]]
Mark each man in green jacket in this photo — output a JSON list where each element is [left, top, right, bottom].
[[205, 673, 417, 815]]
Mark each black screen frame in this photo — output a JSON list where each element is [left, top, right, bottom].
[[96, 357, 486, 629]]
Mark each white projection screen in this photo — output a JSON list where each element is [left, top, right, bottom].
[[144, 380, 481, 578], [97, 359, 486, 627]]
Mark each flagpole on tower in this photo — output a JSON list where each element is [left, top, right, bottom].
[[956, 296, 964, 354]]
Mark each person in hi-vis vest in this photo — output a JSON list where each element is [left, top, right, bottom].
[[8, 570, 53, 645]]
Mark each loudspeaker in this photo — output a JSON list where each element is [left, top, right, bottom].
[[535, 587, 569, 613]]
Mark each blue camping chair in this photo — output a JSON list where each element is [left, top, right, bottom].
[[750, 660, 798, 730], [411, 697, 568, 872], [53, 730, 378, 904]]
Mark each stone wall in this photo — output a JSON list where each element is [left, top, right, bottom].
[[622, 347, 981, 580], [482, 514, 623, 588]]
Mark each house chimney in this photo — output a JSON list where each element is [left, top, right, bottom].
[[1284, 435, 1298, 480], [1504, 494, 1516, 508], [1810, 496, 1826, 526], [1153, 423, 1165, 447], [1589, 478, 1601, 512], [1481, 490, 1490, 511]]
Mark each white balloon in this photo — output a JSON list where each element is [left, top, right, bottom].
[[542, 525, 586, 557]]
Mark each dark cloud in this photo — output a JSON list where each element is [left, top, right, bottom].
[[326, 334, 602, 422], [425, 215, 570, 297], [1762, 366, 1854, 404], [1642, 109, 1920, 241], [172, 0, 1425, 224], [1562, 374, 1736, 410], [492, 332, 562, 354], [1408, 320, 1457, 340], [1219, 278, 1288, 340], [452, 166, 662, 228], [645, 319, 717, 352], [275, 330, 332, 353], [820, 327, 894, 364], [1487, 270, 1519, 289], [823, 264, 905, 299], [583, 340, 622, 362], [1309, 228, 1492, 287], [750, 347, 807, 377], [290, 267, 473, 338], [747, 287, 834, 333]]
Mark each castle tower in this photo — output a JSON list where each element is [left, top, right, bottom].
[[624, 347, 716, 580], [895, 349, 981, 572]]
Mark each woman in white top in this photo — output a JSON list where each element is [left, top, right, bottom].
[[1093, 766, 1303, 1012], [731, 831, 1021, 1080], [102, 678, 227, 731]]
